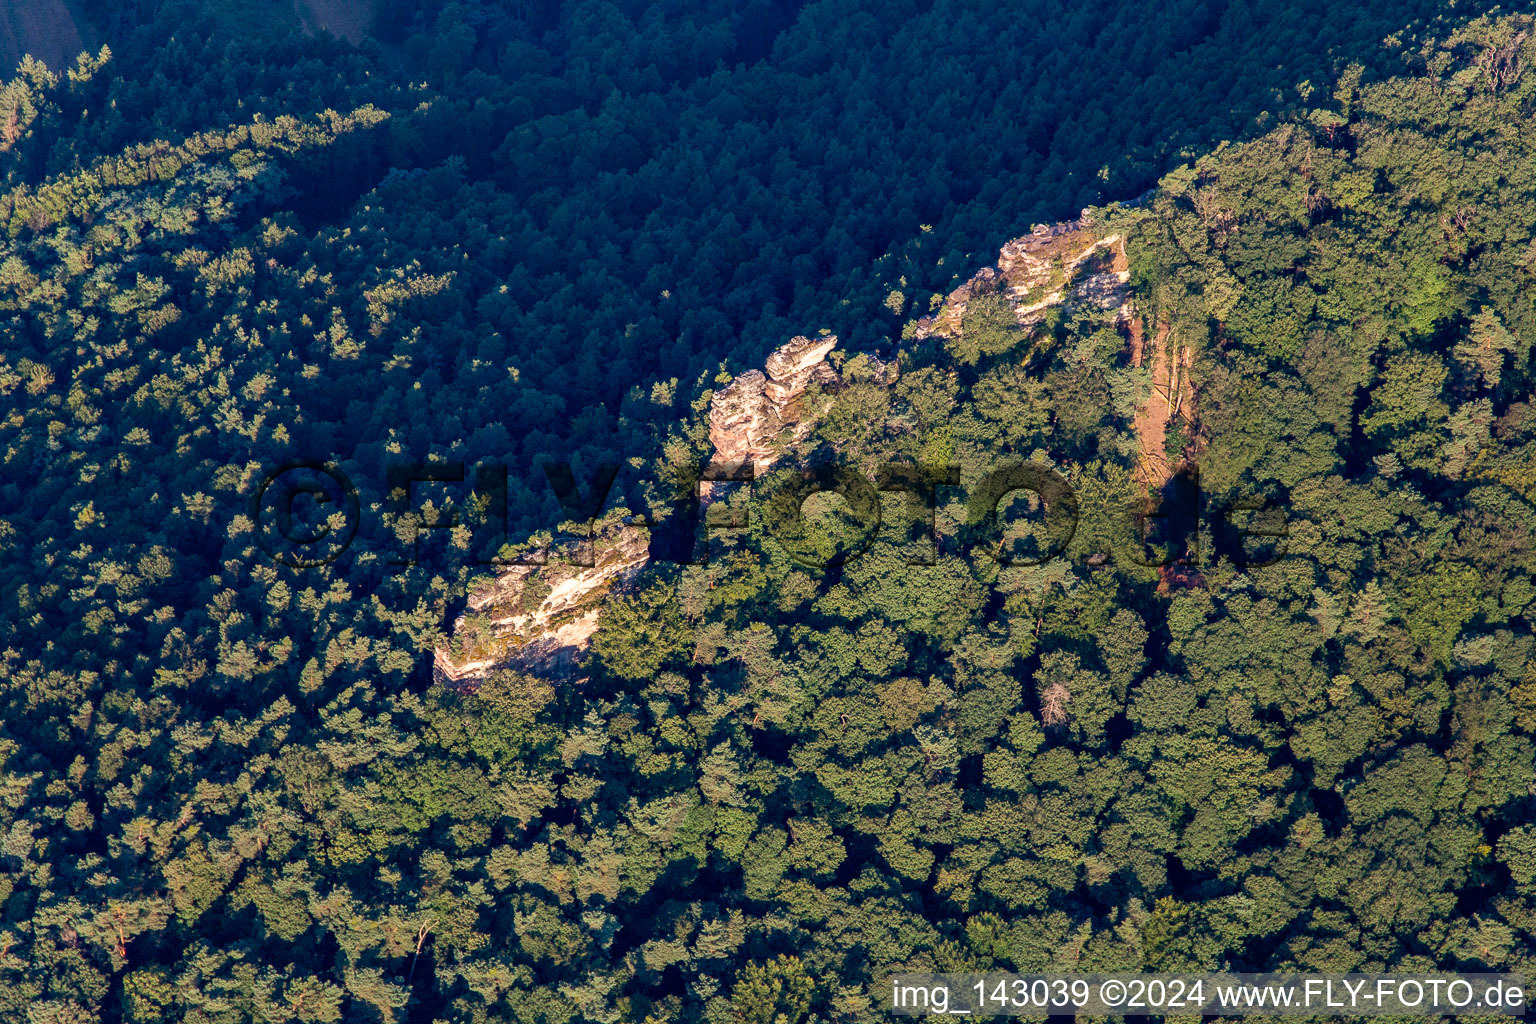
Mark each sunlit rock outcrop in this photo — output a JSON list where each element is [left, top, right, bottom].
[[433, 523, 651, 685], [707, 333, 839, 479], [911, 215, 1131, 340], [433, 215, 1133, 686], [434, 333, 848, 686]]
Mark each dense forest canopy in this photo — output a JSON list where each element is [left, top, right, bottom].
[[1, 0, 1535, 1021], [7, 0, 1494, 541]]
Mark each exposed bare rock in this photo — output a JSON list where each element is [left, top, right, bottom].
[[434, 334, 853, 688], [911, 216, 1131, 341], [1072, 270, 1134, 314], [764, 333, 838, 385], [707, 334, 839, 480], [707, 369, 777, 472], [433, 522, 650, 687], [431, 214, 1135, 689], [855, 351, 901, 386]]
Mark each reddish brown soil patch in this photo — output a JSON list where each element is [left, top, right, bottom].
[[1127, 307, 1145, 367], [1131, 319, 1196, 491], [1133, 321, 1173, 487]]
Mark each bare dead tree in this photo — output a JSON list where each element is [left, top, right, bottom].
[[1040, 683, 1071, 727]]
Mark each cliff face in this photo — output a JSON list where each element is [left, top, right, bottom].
[[433, 213, 1140, 686], [433, 334, 849, 686], [912, 216, 1131, 339], [432, 524, 651, 685], [913, 211, 1200, 486], [706, 334, 840, 480]]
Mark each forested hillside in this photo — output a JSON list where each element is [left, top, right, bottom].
[[9, 0, 1489, 542], [479, 19, 1536, 1020], [2, 1, 1535, 1022]]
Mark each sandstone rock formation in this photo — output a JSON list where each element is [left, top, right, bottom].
[[434, 333, 848, 687], [911, 215, 1132, 340], [707, 333, 839, 480], [909, 213, 1201, 494], [433, 522, 650, 686], [432, 215, 1137, 687]]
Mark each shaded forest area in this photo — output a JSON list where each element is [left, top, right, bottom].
[[2, 1, 1535, 1022], [17, 0, 1491, 538]]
